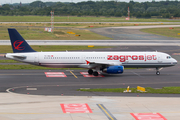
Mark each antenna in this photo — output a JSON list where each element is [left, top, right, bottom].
[[128, 7, 130, 20], [50, 11, 54, 32]]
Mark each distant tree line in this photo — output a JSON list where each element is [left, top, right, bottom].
[[0, 0, 180, 18]]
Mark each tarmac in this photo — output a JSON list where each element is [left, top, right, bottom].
[[1, 25, 180, 120]]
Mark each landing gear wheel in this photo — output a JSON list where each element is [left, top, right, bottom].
[[88, 69, 93, 75], [156, 71, 160, 75], [93, 71, 99, 76]]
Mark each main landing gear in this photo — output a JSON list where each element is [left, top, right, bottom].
[[88, 69, 93, 75], [93, 71, 99, 76], [88, 69, 99, 76], [156, 68, 160, 75]]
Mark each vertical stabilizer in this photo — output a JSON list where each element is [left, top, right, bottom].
[[8, 28, 36, 53]]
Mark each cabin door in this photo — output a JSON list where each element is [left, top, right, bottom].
[[34, 53, 39, 64]]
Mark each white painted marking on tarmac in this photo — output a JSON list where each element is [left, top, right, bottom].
[[146, 69, 154, 71], [80, 72, 104, 77], [44, 72, 65, 75], [60, 104, 92, 113], [130, 113, 167, 120], [80, 72, 89, 74], [83, 75, 104, 77], [46, 75, 67, 77], [44, 72, 67, 77], [132, 72, 143, 78], [66, 70, 74, 71], [26, 88, 37, 90]]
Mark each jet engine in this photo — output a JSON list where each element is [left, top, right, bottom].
[[102, 66, 124, 74]]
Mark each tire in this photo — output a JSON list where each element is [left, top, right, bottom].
[[156, 71, 160, 75], [93, 71, 98, 76], [88, 69, 93, 75]]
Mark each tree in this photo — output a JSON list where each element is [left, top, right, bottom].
[[143, 13, 151, 18], [173, 13, 180, 17], [115, 12, 122, 17], [163, 13, 170, 18], [30, 1, 46, 8], [136, 12, 142, 18]]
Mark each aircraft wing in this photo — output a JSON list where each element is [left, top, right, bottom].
[[84, 60, 122, 69]]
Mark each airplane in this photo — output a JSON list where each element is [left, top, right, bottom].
[[5, 28, 177, 76]]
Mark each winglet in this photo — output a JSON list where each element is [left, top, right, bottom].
[[8, 28, 36, 53]]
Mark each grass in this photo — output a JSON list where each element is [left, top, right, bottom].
[[0, 16, 180, 22], [0, 64, 85, 70], [79, 87, 180, 94], [0, 22, 172, 29], [140, 27, 180, 39], [0, 45, 112, 53], [0, 60, 20, 63], [0, 26, 112, 40]]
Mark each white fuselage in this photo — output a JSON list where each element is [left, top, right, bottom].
[[5, 51, 177, 69]]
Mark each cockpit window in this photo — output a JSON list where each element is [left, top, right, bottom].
[[167, 56, 171, 59]]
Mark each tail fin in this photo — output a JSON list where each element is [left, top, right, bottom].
[[8, 28, 36, 53]]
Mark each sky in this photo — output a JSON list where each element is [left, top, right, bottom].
[[0, 0, 174, 5]]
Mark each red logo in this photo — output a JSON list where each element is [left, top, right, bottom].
[[86, 60, 90, 64], [13, 40, 25, 50], [107, 55, 157, 62]]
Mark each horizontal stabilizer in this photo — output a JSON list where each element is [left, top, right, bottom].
[[12, 55, 26, 60]]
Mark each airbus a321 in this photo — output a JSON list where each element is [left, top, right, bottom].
[[5, 28, 177, 76]]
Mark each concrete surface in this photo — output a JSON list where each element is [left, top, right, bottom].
[[0, 93, 179, 120]]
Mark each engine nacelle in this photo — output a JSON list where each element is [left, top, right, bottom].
[[102, 66, 124, 74]]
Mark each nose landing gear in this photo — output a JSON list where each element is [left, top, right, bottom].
[[156, 71, 160, 75], [156, 68, 162, 75]]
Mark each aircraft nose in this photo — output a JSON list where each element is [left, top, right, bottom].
[[173, 59, 178, 65]]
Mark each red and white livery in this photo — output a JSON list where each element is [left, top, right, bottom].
[[5, 29, 177, 76]]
